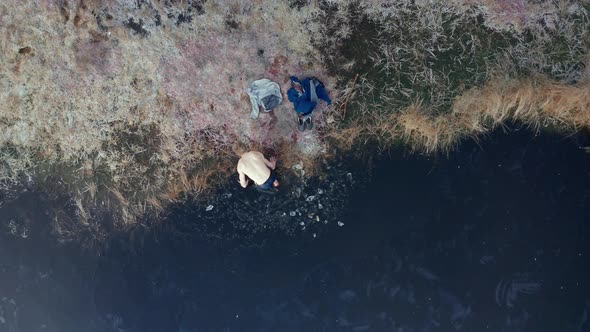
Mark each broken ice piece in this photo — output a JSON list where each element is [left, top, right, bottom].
[[346, 173, 353, 181], [313, 233, 317, 238], [206, 205, 214, 211], [337, 221, 344, 227], [316, 215, 320, 222], [306, 195, 315, 202], [300, 222, 305, 226], [318, 203, 323, 209], [318, 189, 324, 194], [290, 211, 296, 217]]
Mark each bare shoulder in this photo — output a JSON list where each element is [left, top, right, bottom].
[[242, 151, 263, 160]]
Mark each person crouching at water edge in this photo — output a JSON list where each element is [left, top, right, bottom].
[[287, 76, 332, 132], [237, 151, 279, 192]]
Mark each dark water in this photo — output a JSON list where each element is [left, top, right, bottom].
[[1, 128, 589, 332]]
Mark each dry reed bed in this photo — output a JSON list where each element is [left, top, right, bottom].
[[329, 77, 590, 154], [398, 78, 590, 153]]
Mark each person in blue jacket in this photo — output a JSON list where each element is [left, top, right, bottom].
[[287, 76, 332, 131]]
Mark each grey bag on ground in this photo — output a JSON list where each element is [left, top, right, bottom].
[[247, 79, 283, 119]]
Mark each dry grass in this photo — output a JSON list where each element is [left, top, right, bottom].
[[0, 0, 339, 237], [455, 78, 590, 130], [0, 0, 588, 241], [360, 0, 586, 35], [390, 77, 590, 153], [397, 103, 464, 153]]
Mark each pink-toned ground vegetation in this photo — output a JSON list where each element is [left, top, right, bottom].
[[0, 0, 588, 242], [0, 0, 341, 241]]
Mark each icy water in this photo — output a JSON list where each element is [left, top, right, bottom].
[[1, 128, 589, 332]]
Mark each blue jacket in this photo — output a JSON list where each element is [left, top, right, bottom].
[[287, 76, 332, 116]]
